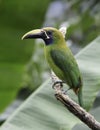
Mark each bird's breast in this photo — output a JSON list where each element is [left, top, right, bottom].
[[44, 47, 65, 81]]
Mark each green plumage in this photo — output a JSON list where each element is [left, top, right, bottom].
[[50, 50, 82, 88], [22, 27, 83, 107]]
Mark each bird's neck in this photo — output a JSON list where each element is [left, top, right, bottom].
[[45, 40, 67, 52], [46, 38, 66, 46]]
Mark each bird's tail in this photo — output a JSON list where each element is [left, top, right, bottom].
[[78, 86, 84, 107], [73, 86, 84, 107]]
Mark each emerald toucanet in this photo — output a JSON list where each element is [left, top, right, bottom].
[[22, 27, 83, 107]]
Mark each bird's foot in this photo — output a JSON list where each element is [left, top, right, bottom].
[[52, 81, 63, 91], [62, 88, 71, 95]]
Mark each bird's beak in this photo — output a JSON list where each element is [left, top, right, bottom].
[[22, 29, 43, 40]]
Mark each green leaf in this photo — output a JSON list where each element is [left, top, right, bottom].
[[0, 37, 100, 130], [0, 63, 25, 112], [0, 24, 33, 112], [0, 0, 51, 112], [76, 37, 100, 110]]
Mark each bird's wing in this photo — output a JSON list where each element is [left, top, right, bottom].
[[50, 49, 82, 89]]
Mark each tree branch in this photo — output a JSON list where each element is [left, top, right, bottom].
[[51, 71, 100, 130]]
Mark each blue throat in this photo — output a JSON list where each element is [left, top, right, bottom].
[[44, 37, 53, 46]]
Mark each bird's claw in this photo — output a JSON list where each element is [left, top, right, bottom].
[[62, 88, 71, 95], [52, 81, 63, 90], [52, 81, 71, 95]]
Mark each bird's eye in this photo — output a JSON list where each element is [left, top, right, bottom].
[[47, 31, 52, 35]]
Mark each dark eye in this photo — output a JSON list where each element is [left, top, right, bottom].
[[47, 31, 52, 35]]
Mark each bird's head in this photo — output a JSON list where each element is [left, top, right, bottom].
[[22, 27, 65, 46]]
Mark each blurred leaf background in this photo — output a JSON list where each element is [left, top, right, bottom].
[[0, 0, 51, 112], [0, 0, 100, 129]]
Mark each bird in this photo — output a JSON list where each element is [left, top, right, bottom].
[[22, 27, 83, 107]]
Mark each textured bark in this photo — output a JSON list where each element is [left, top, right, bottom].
[[51, 71, 100, 130]]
